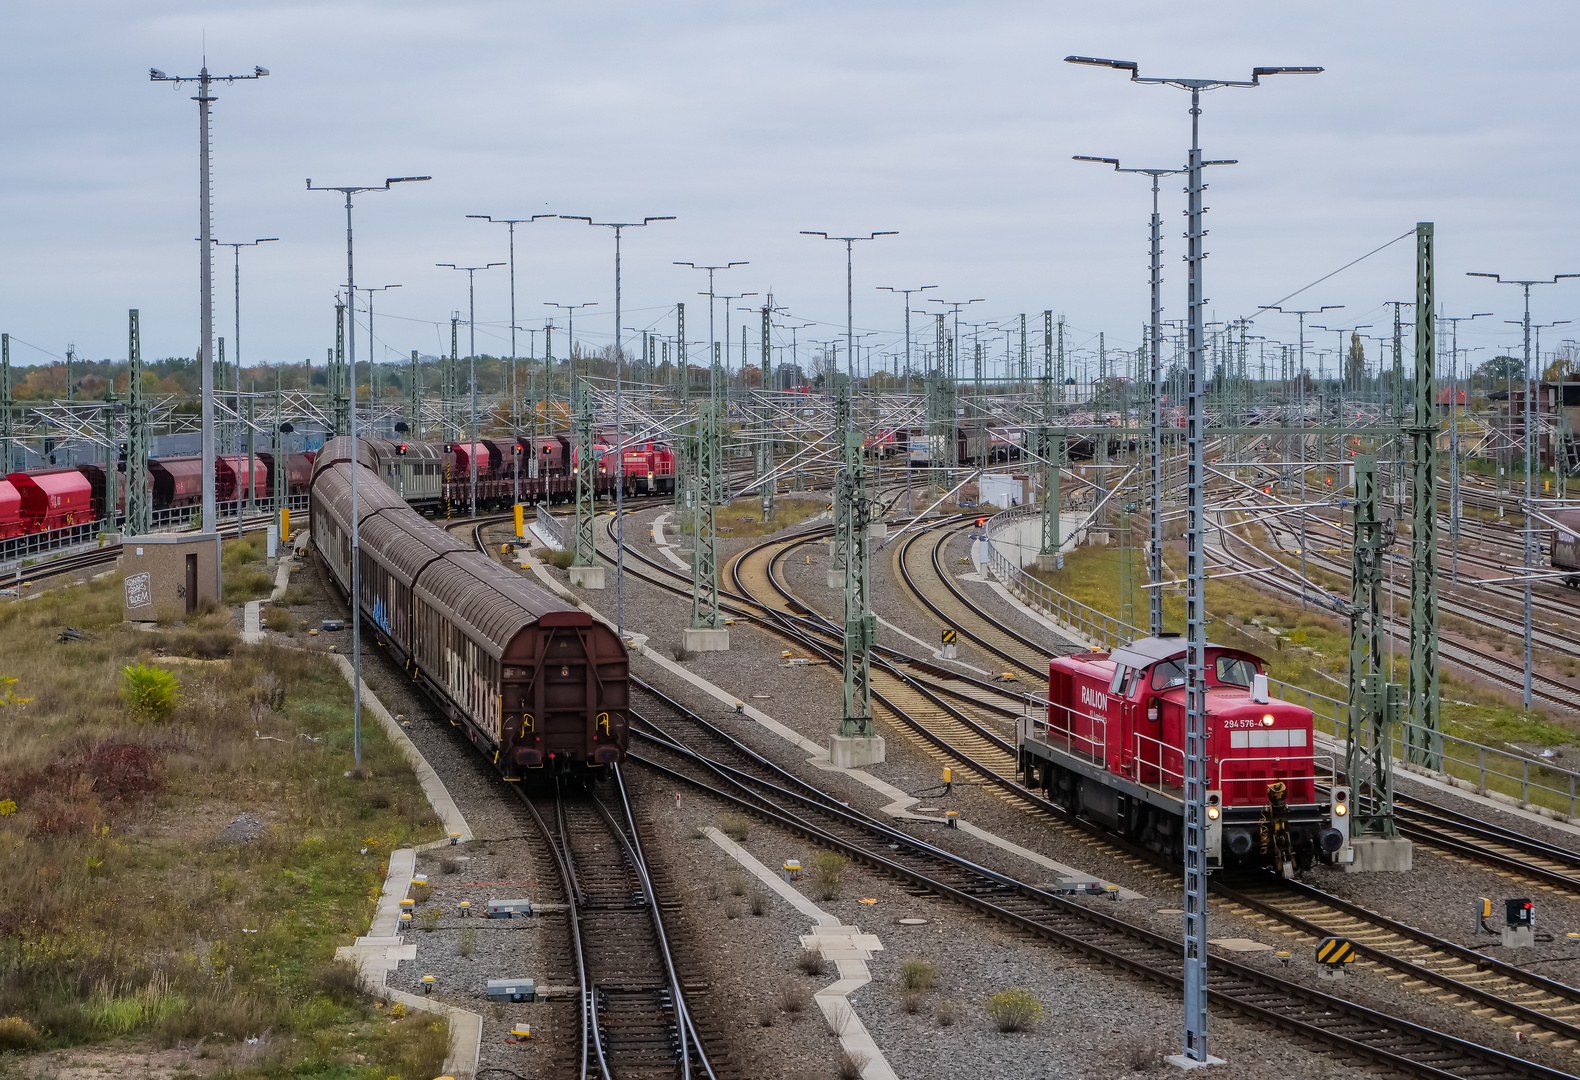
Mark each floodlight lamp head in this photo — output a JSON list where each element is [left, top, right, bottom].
[[149, 68, 167, 80], [1253, 66, 1323, 77], [1203, 159, 1238, 166], [1065, 56, 1138, 74], [1073, 156, 1121, 166], [388, 176, 431, 185], [254, 66, 269, 77]]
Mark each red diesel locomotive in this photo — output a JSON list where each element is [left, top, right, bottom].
[[1019, 634, 1343, 875]]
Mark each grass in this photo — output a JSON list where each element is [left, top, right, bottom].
[[0, 559, 447, 1076], [899, 958, 937, 992], [985, 987, 1043, 1033], [675, 496, 827, 540], [222, 530, 276, 604], [809, 851, 850, 901]]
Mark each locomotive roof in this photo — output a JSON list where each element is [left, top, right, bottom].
[[1107, 635, 1253, 670]]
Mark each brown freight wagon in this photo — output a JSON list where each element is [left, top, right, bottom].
[[310, 447, 628, 776]]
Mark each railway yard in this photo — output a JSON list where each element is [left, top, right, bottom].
[[12, 9, 1580, 1080]]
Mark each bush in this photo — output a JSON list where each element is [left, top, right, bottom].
[[549, 548, 576, 569], [775, 979, 808, 1014], [263, 606, 292, 633], [0, 1016, 42, 1051], [900, 958, 937, 992], [837, 1050, 870, 1080], [934, 1001, 957, 1027], [796, 950, 825, 976], [985, 987, 1043, 1032], [314, 960, 363, 1004], [750, 891, 769, 917], [719, 813, 751, 842], [727, 872, 747, 897], [120, 663, 180, 722], [810, 851, 850, 901], [458, 927, 477, 958]]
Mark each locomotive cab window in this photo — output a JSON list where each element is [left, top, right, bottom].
[[1109, 665, 1136, 696], [1150, 658, 1186, 691], [1215, 655, 1257, 688]]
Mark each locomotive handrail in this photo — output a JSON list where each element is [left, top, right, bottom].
[[985, 505, 1580, 821]]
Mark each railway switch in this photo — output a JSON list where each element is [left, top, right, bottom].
[[487, 898, 534, 919], [1504, 898, 1535, 949], [487, 978, 536, 1003]]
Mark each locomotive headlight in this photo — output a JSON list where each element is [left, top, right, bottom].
[[1261, 713, 1275, 727]]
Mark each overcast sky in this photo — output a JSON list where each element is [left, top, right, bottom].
[[3, 1, 1578, 378]]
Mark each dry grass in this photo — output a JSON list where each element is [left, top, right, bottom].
[[809, 850, 850, 901], [796, 950, 825, 976], [0, 555, 442, 1073], [899, 957, 937, 992], [775, 979, 809, 1014], [718, 813, 751, 842]]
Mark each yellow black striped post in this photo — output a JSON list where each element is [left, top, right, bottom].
[[1316, 936, 1356, 966]]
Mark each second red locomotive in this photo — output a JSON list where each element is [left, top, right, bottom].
[[1019, 634, 1342, 876]]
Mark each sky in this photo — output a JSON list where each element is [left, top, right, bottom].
[[3, 1, 1579, 379]]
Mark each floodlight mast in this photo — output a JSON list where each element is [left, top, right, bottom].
[[561, 215, 676, 637], [436, 261, 505, 518], [1066, 54, 1320, 1068], [306, 173, 431, 770], [468, 213, 558, 506], [1467, 272, 1579, 709], [149, 62, 269, 595], [211, 235, 278, 526]]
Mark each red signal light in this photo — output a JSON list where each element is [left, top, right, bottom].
[[976, 517, 988, 528]]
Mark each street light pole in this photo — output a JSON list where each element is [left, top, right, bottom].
[[1438, 313, 1493, 585], [150, 61, 268, 589], [356, 284, 401, 435], [212, 236, 278, 526], [802, 230, 896, 741], [1468, 273, 1577, 709], [1267, 305, 1341, 608], [468, 214, 557, 506], [437, 262, 504, 519], [561, 215, 676, 637], [308, 173, 430, 769], [1073, 156, 1201, 635], [1068, 53, 1321, 1066]]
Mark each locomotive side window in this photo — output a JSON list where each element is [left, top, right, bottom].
[[1109, 665, 1129, 695], [1216, 656, 1256, 688], [1151, 659, 1186, 690]]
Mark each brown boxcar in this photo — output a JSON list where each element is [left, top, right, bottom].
[[310, 447, 628, 776]]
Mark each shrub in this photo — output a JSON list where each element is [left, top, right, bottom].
[[314, 960, 362, 1003], [985, 987, 1043, 1032], [796, 950, 825, 976], [458, 927, 477, 958], [837, 1050, 870, 1080], [263, 606, 292, 633], [0, 1016, 42, 1051], [440, 855, 461, 875], [719, 813, 751, 841], [900, 958, 937, 992], [934, 1000, 957, 1027], [775, 979, 808, 1014], [901, 990, 922, 1014], [750, 891, 768, 917], [810, 851, 850, 901], [549, 549, 576, 570], [419, 908, 442, 933], [724, 900, 742, 920], [727, 872, 747, 897], [756, 1003, 777, 1027], [120, 663, 180, 722], [409, 880, 433, 904]]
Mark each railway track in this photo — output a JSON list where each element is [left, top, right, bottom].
[[509, 770, 726, 1079], [628, 679, 1579, 1079]]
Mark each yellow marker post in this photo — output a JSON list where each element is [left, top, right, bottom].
[[514, 503, 525, 538], [281, 506, 290, 542]]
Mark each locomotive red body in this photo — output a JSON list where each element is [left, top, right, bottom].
[[1019, 634, 1342, 874]]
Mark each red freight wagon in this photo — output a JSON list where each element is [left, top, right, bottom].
[[8, 469, 94, 532], [0, 480, 24, 539], [1020, 634, 1343, 876], [216, 455, 269, 504], [149, 457, 206, 509]]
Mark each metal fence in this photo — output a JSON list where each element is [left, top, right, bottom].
[[983, 506, 1580, 820], [535, 504, 566, 550]]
